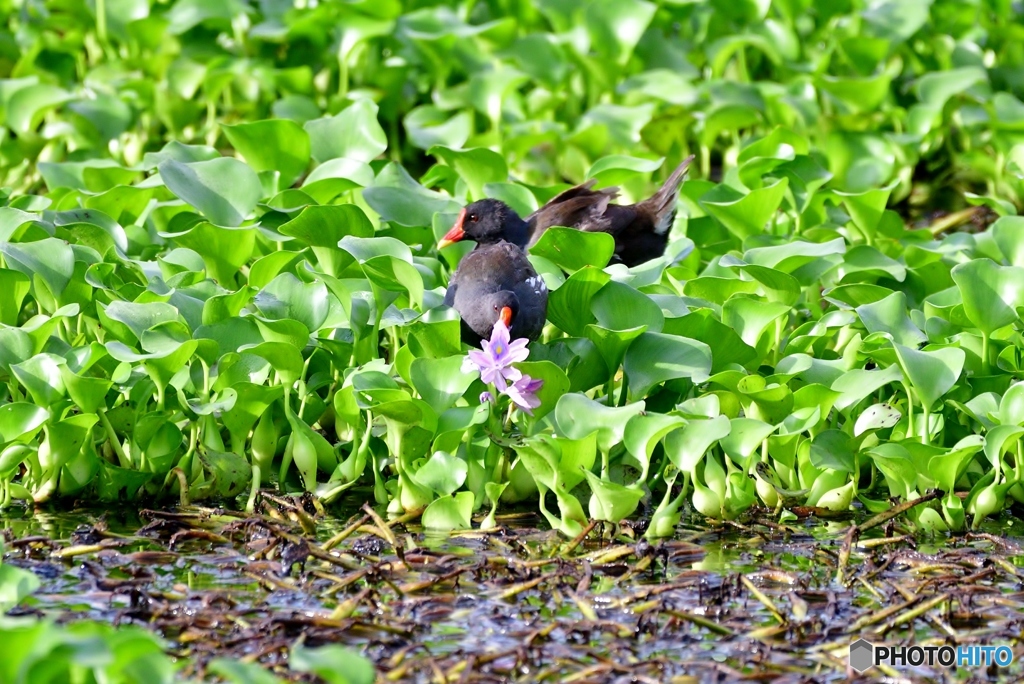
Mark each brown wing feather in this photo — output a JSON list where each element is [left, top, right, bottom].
[[526, 185, 618, 246], [526, 180, 620, 220]]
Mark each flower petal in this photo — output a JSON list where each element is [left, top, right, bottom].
[[498, 365, 523, 383], [490, 319, 511, 350], [505, 373, 542, 415], [506, 390, 536, 415], [479, 366, 501, 385], [466, 349, 491, 370], [500, 367, 522, 385], [524, 377, 544, 393], [506, 338, 531, 363]]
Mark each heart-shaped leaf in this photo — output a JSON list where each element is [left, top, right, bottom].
[[624, 333, 712, 398], [159, 158, 263, 227]]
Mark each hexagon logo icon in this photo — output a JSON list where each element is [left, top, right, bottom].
[[849, 639, 874, 673]]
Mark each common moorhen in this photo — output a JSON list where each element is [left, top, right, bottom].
[[438, 156, 695, 267], [443, 241, 548, 345]]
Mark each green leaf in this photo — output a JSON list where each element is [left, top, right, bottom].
[[39, 160, 138, 193], [737, 264, 801, 305], [585, 0, 657, 65], [6, 84, 71, 135], [0, 269, 30, 326], [554, 393, 645, 453], [0, 403, 49, 445], [583, 325, 646, 377], [363, 163, 461, 227], [529, 227, 615, 272], [513, 360, 569, 426], [165, 221, 257, 286], [892, 343, 966, 411], [11, 354, 66, 406], [208, 660, 280, 684], [744, 238, 846, 274], [622, 411, 685, 479], [832, 365, 903, 413], [166, 0, 248, 34], [301, 158, 373, 203], [411, 450, 467, 497], [683, 276, 758, 305], [305, 99, 387, 164], [429, 146, 508, 200], [951, 258, 1024, 334], [513, 435, 588, 537], [59, 366, 112, 415], [993, 216, 1024, 267], [254, 274, 329, 332], [421, 491, 475, 531], [983, 425, 1024, 474], [663, 311, 756, 373], [290, 643, 375, 684], [404, 106, 472, 150], [700, 179, 789, 241], [0, 238, 75, 299], [586, 155, 663, 186], [853, 403, 902, 436], [591, 281, 664, 332], [159, 158, 263, 227], [916, 66, 987, 108], [624, 333, 712, 398], [277, 204, 373, 271], [0, 330, 33, 377], [737, 375, 794, 424], [721, 297, 791, 348], [720, 417, 775, 469], [809, 430, 856, 473], [998, 382, 1024, 426], [861, 0, 932, 43], [241, 342, 305, 386], [223, 119, 311, 188], [583, 469, 645, 522], [102, 301, 181, 343], [818, 66, 898, 114], [928, 436, 984, 492], [410, 355, 476, 413], [0, 563, 41, 612], [664, 415, 732, 471], [855, 291, 927, 347], [547, 267, 610, 336]]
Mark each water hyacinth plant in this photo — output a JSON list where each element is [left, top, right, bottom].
[[3, 0, 1024, 543]]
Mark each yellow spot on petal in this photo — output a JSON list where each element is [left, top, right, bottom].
[[495, 344, 505, 355]]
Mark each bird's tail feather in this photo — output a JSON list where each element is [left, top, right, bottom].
[[643, 155, 695, 235]]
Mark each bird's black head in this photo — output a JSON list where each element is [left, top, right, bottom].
[[438, 199, 527, 249], [486, 290, 520, 329]]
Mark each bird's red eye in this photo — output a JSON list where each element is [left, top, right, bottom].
[[469, 214, 478, 222]]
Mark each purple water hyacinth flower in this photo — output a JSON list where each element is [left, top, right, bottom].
[[479, 391, 495, 404], [505, 374, 544, 415], [462, 319, 529, 390]]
